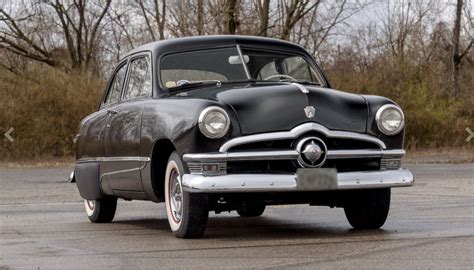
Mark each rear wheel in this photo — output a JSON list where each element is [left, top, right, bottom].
[[84, 198, 117, 223], [165, 152, 209, 238], [237, 201, 266, 217], [344, 188, 391, 229]]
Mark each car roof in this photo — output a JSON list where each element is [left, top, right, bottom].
[[121, 35, 308, 60]]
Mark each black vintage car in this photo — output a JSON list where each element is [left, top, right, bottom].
[[74, 35, 414, 238]]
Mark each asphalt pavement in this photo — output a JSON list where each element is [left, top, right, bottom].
[[0, 163, 473, 269]]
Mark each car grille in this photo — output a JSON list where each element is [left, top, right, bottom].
[[225, 133, 383, 174]]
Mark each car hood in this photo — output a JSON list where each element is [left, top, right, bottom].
[[179, 83, 368, 135]]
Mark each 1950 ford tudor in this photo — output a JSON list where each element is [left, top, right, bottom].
[[73, 35, 414, 238]]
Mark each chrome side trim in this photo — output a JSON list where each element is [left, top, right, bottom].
[[76, 156, 151, 163], [99, 161, 148, 180], [183, 149, 405, 163], [181, 169, 414, 193], [219, 122, 387, 152]]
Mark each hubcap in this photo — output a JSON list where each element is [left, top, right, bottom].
[[169, 168, 183, 223]]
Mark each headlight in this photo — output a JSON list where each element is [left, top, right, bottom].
[[198, 106, 230, 139], [375, 104, 405, 135]]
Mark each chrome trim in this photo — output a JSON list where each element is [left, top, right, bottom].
[[76, 156, 151, 163], [183, 150, 299, 162], [181, 169, 414, 193], [375, 104, 405, 136], [219, 122, 387, 152], [187, 162, 227, 175], [382, 149, 406, 158], [296, 137, 327, 168], [380, 159, 402, 170], [290, 82, 309, 93], [236, 44, 251, 79], [198, 106, 230, 139], [100, 161, 148, 180], [327, 149, 384, 159], [68, 170, 75, 183], [183, 149, 405, 163]]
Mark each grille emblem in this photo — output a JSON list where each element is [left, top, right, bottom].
[[302, 141, 322, 164], [296, 137, 327, 168], [304, 106, 315, 118]]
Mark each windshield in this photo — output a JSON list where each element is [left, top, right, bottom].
[[160, 46, 323, 90]]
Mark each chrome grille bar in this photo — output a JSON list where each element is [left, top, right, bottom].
[[183, 149, 405, 163]]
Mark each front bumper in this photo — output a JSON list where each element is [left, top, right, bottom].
[[181, 169, 414, 193]]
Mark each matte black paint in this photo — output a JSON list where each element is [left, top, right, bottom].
[[74, 35, 406, 202]]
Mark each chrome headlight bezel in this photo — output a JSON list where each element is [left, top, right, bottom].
[[198, 106, 230, 139], [375, 104, 405, 136]]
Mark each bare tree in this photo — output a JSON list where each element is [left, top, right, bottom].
[[225, 0, 240, 34], [136, 0, 167, 41], [452, 0, 473, 98], [256, 0, 271, 36], [197, 0, 204, 35], [49, 0, 112, 70], [0, 3, 57, 67], [0, 0, 112, 72], [279, 0, 319, 40]]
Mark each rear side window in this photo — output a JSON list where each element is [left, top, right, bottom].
[[123, 56, 152, 100], [105, 63, 127, 105]]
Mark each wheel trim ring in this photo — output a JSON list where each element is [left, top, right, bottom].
[[168, 167, 182, 224], [84, 200, 95, 216]]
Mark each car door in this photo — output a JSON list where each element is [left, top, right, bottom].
[[104, 54, 152, 193]]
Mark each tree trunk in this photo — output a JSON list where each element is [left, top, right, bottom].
[[225, 0, 239, 34], [257, 0, 270, 36], [197, 0, 204, 35], [452, 0, 463, 99]]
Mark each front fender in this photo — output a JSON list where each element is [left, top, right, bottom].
[[139, 98, 241, 158]]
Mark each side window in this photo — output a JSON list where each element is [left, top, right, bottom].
[[258, 61, 278, 79], [285, 56, 312, 81], [105, 63, 127, 105], [123, 56, 152, 100]]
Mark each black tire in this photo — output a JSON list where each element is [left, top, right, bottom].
[[84, 198, 117, 223], [165, 152, 209, 238], [344, 188, 391, 229], [237, 201, 266, 217]]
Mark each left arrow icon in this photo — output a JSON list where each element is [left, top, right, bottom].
[[4, 127, 14, 142]]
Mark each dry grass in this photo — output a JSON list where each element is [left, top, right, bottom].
[[0, 65, 104, 161], [326, 57, 473, 150]]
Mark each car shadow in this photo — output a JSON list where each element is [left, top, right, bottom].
[[112, 215, 391, 240]]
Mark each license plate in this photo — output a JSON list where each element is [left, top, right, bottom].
[[296, 168, 338, 191]]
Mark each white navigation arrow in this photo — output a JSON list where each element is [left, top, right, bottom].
[[4, 127, 14, 142]]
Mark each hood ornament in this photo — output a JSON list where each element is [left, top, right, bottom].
[[304, 106, 315, 118]]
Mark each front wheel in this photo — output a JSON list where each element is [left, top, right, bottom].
[[343, 188, 391, 229], [84, 198, 117, 223], [164, 152, 209, 238]]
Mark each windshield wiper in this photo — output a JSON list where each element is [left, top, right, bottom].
[[168, 81, 219, 93]]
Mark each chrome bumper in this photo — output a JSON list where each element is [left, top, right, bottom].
[[181, 169, 414, 193]]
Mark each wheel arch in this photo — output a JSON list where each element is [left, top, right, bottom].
[[149, 138, 177, 202]]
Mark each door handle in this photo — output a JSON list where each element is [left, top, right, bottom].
[[107, 109, 118, 116]]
